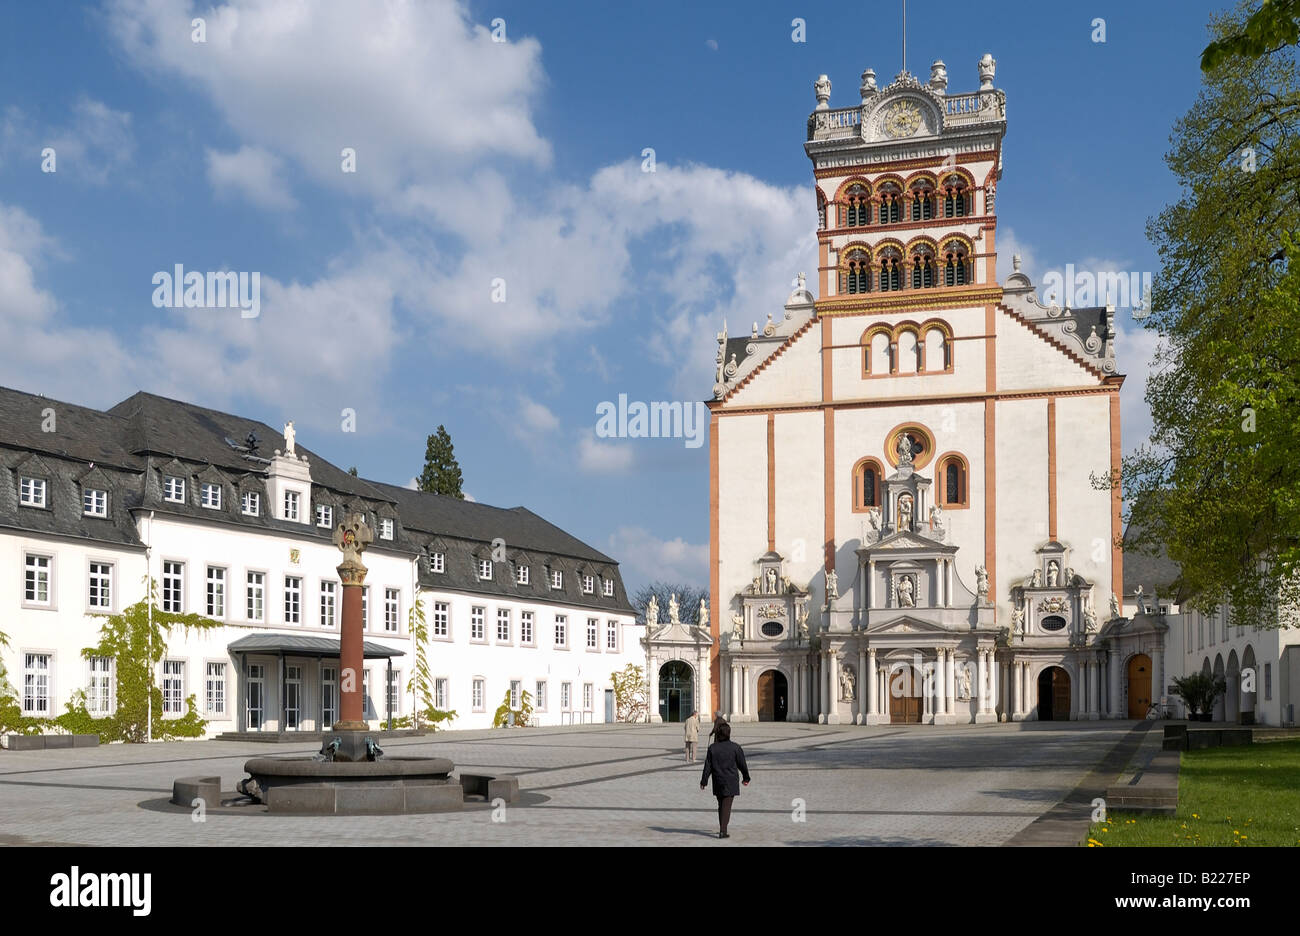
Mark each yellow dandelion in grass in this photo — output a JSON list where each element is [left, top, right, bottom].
[[1241, 836, 1247, 840], [1192, 813, 1199, 819]]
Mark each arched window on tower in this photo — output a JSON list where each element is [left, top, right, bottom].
[[878, 182, 902, 224], [878, 246, 902, 292], [842, 184, 870, 227], [817, 192, 827, 231], [943, 242, 971, 286], [839, 247, 872, 295], [853, 457, 884, 511], [942, 175, 971, 218], [909, 180, 936, 221], [937, 454, 968, 508], [910, 245, 936, 289]]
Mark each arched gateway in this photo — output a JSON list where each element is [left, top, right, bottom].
[[757, 669, 788, 721], [657, 661, 693, 723]]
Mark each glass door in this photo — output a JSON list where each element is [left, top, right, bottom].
[[247, 663, 265, 731], [285, 665, 302, 730], [321, 665, 338, 729]]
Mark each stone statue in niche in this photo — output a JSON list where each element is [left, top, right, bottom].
[[750, 575, 761, 595], [645, 595, 659, 629], [1029, 568, 1042, 588], [1083, 605, 1098, 633], [897, 433, 915, 467], [698, 598, 709, 630], [1109, 592, 1121, 619], [825, 568, 839, 599], [731, 613, 744, 642], [929, 504, 945, 535], [957, 666, 972, 700], [867, 506, 881, 533], [765, 568, 778, 594], [975, 565, 989, 598], [1047, 561, 1060, 587], [839, 664, 856, 701], [897, 494, 914, 532], [796, 602, 809, 639], [1011, 603, 1025, 635], [897, 574, 915, 608]]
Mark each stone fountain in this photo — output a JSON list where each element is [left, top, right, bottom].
[[231, 513, 462, 814]]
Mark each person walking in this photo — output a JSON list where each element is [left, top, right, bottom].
[[683, 710, 700, 763], [699, 722, 750, 839], [708, 711, 728, 740]]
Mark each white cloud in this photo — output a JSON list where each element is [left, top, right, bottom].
[[107, 0, 550, 197], [607, 526, 709, 589], [206, 145, 296, 210], [576, 429, 634, 474], [1114, 316, 1162, 456]]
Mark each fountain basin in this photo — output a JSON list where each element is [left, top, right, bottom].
[[242, 756, 461, 814]]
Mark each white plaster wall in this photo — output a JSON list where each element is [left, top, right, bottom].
[[996, 309, 1097, 389], [994, 397, 1048, 609], [717, 414, 771, 617], [1054, 395, 1115, 598], [773, 411, 825, 592], [726, 325, 822, 408]]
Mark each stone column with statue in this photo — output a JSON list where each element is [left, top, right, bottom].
[[332, 513, 373, 732]]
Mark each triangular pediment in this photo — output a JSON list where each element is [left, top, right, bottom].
[[868, 614, 951, 635], [865, 530, 956, 552]]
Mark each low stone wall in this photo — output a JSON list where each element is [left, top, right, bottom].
[[4, 734, 100, 751]]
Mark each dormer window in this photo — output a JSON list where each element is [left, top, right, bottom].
[[430, 551, 445, 574], [241, 491, 260, 516], [20, 476, 47, 508], [602, 578, 614, 597], [517, 565, 530, 585], [582, 574, 594, 595], [316, 504, 333, 528], [379, 517, 394, 540], [551, 569, 563, 590], [201, 483, 222, 509], [478, 558, 493, 581], [163, 475, 185, 503], [283, 490, 300, 521], [83, 488, 108, 517]]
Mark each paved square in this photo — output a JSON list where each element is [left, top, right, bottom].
[[0, 721, 1136, 846]]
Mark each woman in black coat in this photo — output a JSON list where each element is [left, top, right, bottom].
[[699, 722, 750, 839]]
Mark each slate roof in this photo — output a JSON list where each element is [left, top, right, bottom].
[[0, 384, 634, 613], [227, 634, 405, 658], [1122, 520, 1183, 601]]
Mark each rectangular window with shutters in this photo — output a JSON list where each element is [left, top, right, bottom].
[[23, 653, 51, 716], [205, 662, 226, 715], [87, 656, 113, 715], [24, 553, 52, 606], [320, 582, 337, 627], [384, 588, 399, 632], [162, 660, 185, 715], [284, 576, 301, 624], [88, 561, 113, 611], [471, 606, 485, 642], [497, 608, 511, 643], [206, 566, 225, 617], [246, 571, 265, 622], [162, 561, 184, 613]]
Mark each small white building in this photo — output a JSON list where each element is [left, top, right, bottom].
[[0, 386, 641, 739]]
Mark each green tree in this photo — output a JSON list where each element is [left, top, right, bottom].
[[609, 663, 648, 722], [493, 688, 533, 728], [418, 425, 465, 499], [348, 465, 359, 477], [1124, 6, 1300, 628], [1203, 0, 1300, 69]]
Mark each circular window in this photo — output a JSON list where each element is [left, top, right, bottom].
[[1040, 615, 1066, 632], [884, 423, 935, 469], [761, 621, 784, 638]]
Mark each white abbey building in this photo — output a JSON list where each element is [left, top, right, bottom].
[[692, 54, 1155, 725], [0, 386, 641, 739]]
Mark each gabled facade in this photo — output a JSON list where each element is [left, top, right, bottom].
[[703, 55, 1132, 724]]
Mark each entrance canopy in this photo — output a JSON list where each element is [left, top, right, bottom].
[[227, 634, 406, 659]]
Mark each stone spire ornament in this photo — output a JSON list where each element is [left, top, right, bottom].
[[978, 53, 996, 91], [814, 74, 831, 110], [283, 420, 296, 457]]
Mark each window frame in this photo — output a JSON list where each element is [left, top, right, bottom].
[[606, 619, 618, 652], [521, 610, 534, 646], [83, 487, 109, 518], [316, 503, 334, 529], [201, 482, 222, 510], [496, 607, 511, 644], [161, 559, 185, 614], [320, 580, 338, 628], [551, 569, 563, 590], [602, 578, 614, 598], [19, 475, 48, 508], [206, 565, 226, 618], [384, 587, 400, 633], [478, 557, 493, 581], [379, 517, 394, 540], [284, 575, 302, 625], [22, 652, 53, 717], [241, 490, 261, 516], [554, 614, 568, 649], [586, 617, 599, 651], [430, 551, 445, 574], [162, 659, 186, 717], [472, 677, 485, 712], [283, 489, 300, 521], [87, 655, 114, 716], [204, 660, 227, 716], [163, 475, 186, 504], [245, 570, 266, 623], [851, 456, 884, 512], [22, 552, 54, 609], [470, 606, 486, 643], [935, 451, 970, 509], [432, 600, 450, 640], [87, 559, 114, 612], [516, 564, 530, 585]]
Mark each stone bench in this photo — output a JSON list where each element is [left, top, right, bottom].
[[5, 734, 99, 751], [172, 776, 222, 809], [460, 772, 520, 803]]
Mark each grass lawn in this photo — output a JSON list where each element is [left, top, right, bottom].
[[1087, 739, 1300, 846]]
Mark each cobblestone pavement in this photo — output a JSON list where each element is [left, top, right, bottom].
[[0, 720, 1137, 846]]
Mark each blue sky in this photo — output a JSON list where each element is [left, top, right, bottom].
[[0, 0, 1227, 591]]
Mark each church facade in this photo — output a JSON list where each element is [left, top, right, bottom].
[[703, 55, 1139, 725]]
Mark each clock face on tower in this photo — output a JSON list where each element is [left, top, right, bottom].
[[883, 100, 923, 138]]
